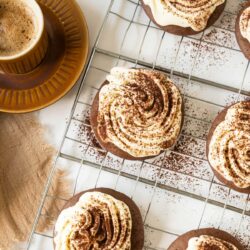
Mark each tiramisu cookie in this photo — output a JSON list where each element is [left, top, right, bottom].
[[168, 228, 243, 250], [54, 188, 144, 250], [141, 0, 226, 36], [207, 101, 250, 193], [90, 67, 183, 160], [236, 2, 250, 60]]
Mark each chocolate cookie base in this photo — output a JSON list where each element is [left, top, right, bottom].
[[206, 101, 250, 194], [54, 188, 144, 250], [90, 80, 184, 161], [141, 0, 226, 36], [168, 228, 243, 250], [236, 2, 250, 60]]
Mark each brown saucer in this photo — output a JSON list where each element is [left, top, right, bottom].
[[206, 101, 250, 194], [168, 228, 243, 250], [141, 0, 226, 36], [90, 80, 184, 161], [54, 188, 144, 250], [236, 2, 250, 60], [0, 0, 89, 113]]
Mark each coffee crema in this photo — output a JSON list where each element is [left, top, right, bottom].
[[0, 0, 36, 57]]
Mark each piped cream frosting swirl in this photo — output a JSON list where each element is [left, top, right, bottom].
[[54, 192, 132, 250], [187, 235, 238, 250], [97, 67, 182, 158], [143, 0, 225, 31], [208, 102, 250, 188], [240, 6, 250, 43]]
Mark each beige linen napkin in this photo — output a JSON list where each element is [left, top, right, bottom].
[[0, 113, 69, 250]]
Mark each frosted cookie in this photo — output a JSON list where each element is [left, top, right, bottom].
[[54, 188, 144, 250], [168, 228, 243, 250], [90, 67, 183, 160], [141, 0, 226, 35], [236, 2, 250, 60], [207, 101, 250, 193]]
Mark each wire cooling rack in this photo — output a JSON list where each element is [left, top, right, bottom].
[[27, 0, 250, 249]]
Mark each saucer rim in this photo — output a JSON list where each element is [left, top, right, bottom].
[[0, 0, 89, 113]]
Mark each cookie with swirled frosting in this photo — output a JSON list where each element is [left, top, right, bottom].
[[236, 2, 250, 60], [168, 228, 243, 250], [90, 67, 183, 160], [187, 235, 238, 250], [207, 101, 250, 193], [141, 0, 226, 35], [54, 188, 144, 250]]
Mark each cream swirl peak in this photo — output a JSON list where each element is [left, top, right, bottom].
[[187, 235, 238, 250], [97, 68, 183, 158], [208, 102, 250, 188], [143, 0, 225, 31], [240, 6, 250, 43], [54, 192, 132, 250]]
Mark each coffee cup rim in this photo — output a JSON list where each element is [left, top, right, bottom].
[[0, 0, 45, 61]]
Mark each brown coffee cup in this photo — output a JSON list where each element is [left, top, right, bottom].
[[0, 0, 48, 74]]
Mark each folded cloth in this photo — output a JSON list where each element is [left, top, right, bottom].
[[0, 113, 70, 250]]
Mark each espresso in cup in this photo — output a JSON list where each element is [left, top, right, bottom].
[[0, 0, 37, 56], [0, 0, 48, 74]]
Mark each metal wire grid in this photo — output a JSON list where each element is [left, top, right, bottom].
[[27, 0, 250, 249]]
